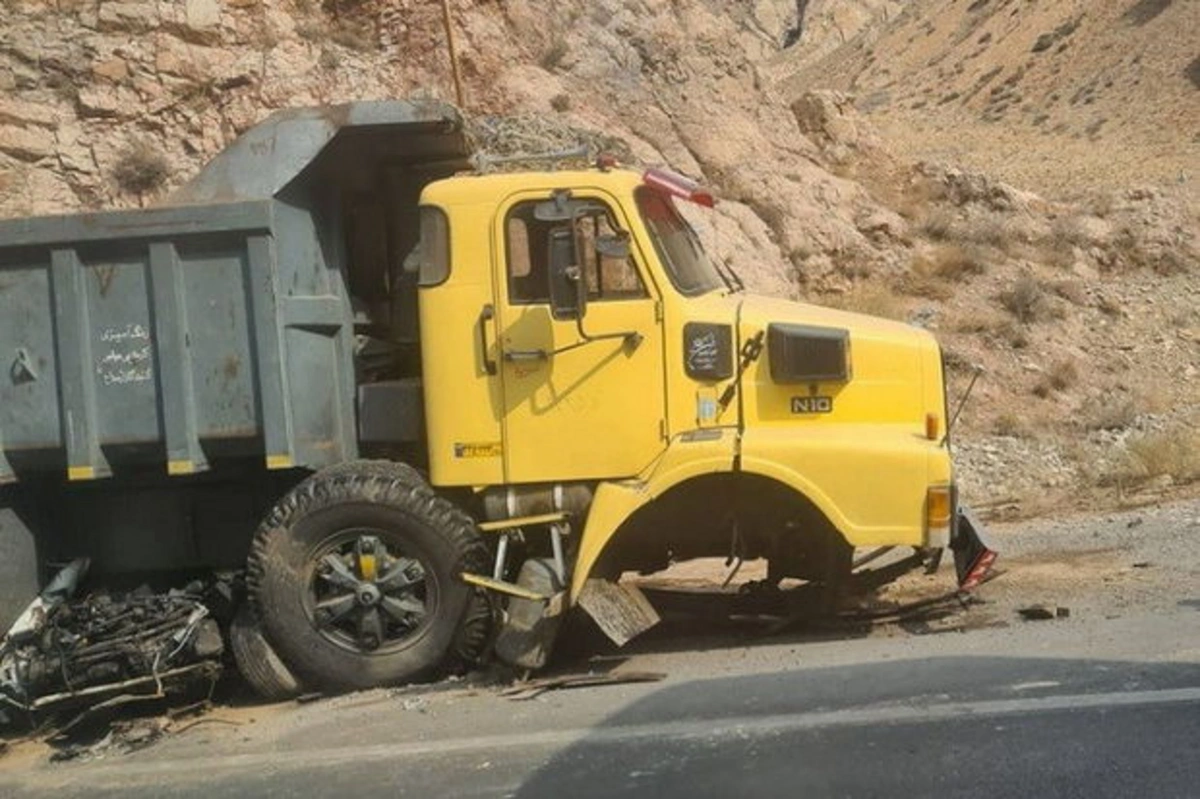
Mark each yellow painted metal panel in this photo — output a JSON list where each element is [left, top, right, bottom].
[[67, 465, 96, 481], [491, 187, 668, 484], [419, 199, 506, 488]]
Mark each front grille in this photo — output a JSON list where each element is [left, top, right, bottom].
[[767, 323, 850, 383]]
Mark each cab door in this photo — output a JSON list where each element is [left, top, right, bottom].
[[492, 190, 667, 483]]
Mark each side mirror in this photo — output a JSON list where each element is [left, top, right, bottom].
[[547, 227, 586, 320]]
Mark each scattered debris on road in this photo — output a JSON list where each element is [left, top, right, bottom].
[[501, 671, 666, 701], [1017, 604, 1071, 621]]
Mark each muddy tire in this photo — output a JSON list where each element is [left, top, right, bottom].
[[229, 605, 302, 701], [445, 591, 495, 674], [247, 462, 489, 693]]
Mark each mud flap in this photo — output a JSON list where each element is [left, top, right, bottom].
[[494, 559, 565, 671], [577, 579, 660, 647], [952, 505, 998, 592]]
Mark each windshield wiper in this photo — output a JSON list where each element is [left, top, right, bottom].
[[723, 260, 745, 293]]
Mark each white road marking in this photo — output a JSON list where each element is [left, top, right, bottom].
[[1010, 681, 1062, 691], [12, 686, 1200, 789]]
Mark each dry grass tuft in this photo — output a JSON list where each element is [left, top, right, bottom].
[[329, 18, 375, 51], [897, 244, 986, 299], [112, 141, 170, 196], [920, 206, 958, 240], [993, 412, 1033, 438], [1102, 427, 1200, 488], [1050, 279, 1088, 306], [1032, 359, 1078, 397], [1000, 275, 1051, 323], [1083, 396, 1139, 431], [826, 283, 906, 320], [541, 36, 569, 71]]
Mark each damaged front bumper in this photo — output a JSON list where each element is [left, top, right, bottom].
[[952, 506, 998, 591]]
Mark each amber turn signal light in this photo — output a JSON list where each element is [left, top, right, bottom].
[[925, 413, 940, 441]]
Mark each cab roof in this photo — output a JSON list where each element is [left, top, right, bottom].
[[421, 168, 645, 207]]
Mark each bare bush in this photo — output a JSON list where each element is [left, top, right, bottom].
[[1000, 275, 1049, 323], [993, 413, 1032, 438], [329, 18, 374, 51], [1083, 396, 1138, 431], [1102, 427, 1200, 488], [112, 141, 170, 196], [1033, 359, 1078, 397], [541, 36, 569, 71], [920, 206, 958, 240], [826, 283, 906, 320]]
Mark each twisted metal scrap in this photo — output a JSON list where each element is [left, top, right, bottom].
[[465, 114, 635, 171]]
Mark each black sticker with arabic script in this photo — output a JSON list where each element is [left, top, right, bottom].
[[683, 323, 733, 381]]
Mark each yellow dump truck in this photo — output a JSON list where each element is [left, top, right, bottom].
[[0, 102, 993, 698]]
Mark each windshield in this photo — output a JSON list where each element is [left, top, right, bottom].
[[635, 187, 725, 296]]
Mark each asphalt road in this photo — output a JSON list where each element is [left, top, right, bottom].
[[3, 499, 1199, 798]]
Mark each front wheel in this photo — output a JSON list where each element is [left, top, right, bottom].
[[247, 462, 489, 693]]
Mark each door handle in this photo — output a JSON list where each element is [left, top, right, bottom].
[[478, 304, 497, 376]]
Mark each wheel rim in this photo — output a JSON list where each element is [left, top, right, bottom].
[[304, 528, 438, 654]]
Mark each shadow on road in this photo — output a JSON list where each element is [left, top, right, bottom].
[[514, 655, 1200, 799]]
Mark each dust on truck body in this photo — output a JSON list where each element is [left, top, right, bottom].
[[0, 100, 976, 695]]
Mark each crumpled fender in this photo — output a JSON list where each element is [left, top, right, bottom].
[[568, 427, 863, 601]]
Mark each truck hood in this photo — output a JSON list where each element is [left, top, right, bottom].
[[686, 291, 945, 434]]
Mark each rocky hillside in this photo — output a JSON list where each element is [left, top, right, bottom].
[[0, 0, 1196, 516], [777, 0, 1200, 198]]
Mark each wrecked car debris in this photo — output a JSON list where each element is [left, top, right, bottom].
[[0, 563, 229, 728]]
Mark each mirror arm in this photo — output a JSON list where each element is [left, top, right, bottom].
[[574, 315, 643, 352], [503, 326, 642, 364]]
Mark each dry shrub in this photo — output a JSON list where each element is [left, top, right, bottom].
[[1103, 427, 1200, 488], [295, 18, 324, 41], [931, 243, 987, 279], [952, 312, 1004, 335], [1050, 279, 1088, 306], [1000, 275, 1050, 323], [1048, 214, 1093, 248], [1108, 228, 1192, 275], [898, 244, 986, 298], [942, 348, 975, 374], [541, 36, 569, 71], [996, 319, 1029, 348], [896, 267, 951, 301], [112, 141, 170, 196], [329, 18, 374, 50], [1096, 294, 1123, 317], [1033, 359, 1078, 397], [1083, 396, 1138, 431], [826, 283, 906, 320], [550, 93, 572, 112], [993, 412, 1033, 438], [920, 206, 959, 240], [965, 211, 1020, 251]]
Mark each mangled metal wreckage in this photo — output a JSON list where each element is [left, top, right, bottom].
[[0, 560, 227, 726]]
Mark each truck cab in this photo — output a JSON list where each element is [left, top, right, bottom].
[[417, 165, 955, 601]]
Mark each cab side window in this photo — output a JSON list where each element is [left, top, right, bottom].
[[505, 200, 646, 305]]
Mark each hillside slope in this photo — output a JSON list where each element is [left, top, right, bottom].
[[776, 0, 1200, 198]]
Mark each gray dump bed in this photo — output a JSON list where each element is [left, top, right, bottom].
[[0, 100, 469, 483]]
